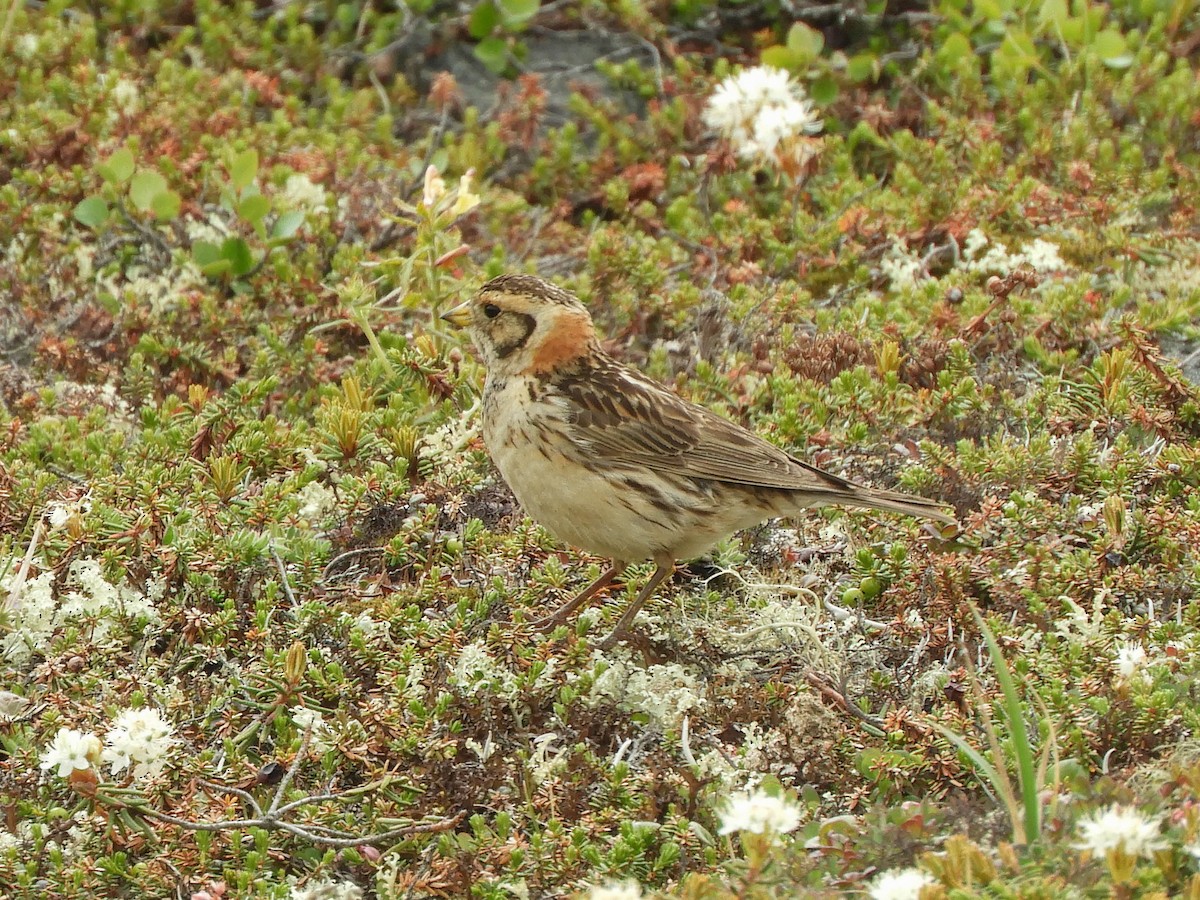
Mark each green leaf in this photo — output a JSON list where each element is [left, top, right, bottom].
[[975, 0, 1004, 19], [73, 196, 110, 228], [473, 36, 510, 74], [972, 605, 1042, 843], [809, 74, 838, 105], [271, 210, 306, 242], [847, 52, 877, 83], [1037, 0, 1069, 32], [1091, 28, 1132, 68], [228, 149, 258, 192], [193, 241, 231, 277], [129, 170, 168, 212], [238, 192, 271, 225], [497, 0, 539, 27], [785, 21, 824, 63], [221, 237, 255, 276], [993, 28, 1039, 84], [151, 190, 182, 221], [935, 31, 973, 66], [467, 0, 499, 38], [1060, 16, 1084, 45], [97, 148, 135, 186], [759, 46, 798, 71]]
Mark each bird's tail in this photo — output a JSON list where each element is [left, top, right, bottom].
[[830, 485, 958, 528]]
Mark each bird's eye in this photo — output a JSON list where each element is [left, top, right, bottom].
[[483, 303, 501, 319]]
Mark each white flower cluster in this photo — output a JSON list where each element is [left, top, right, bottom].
[[101, 708, 179, 779], [1113, 642, 1151, 685], [41, 708, 177, 782], [1, 569, 56, 663], [418, 403, 481, 480], [59, 558, 159, 624], [1075, 804, 1166, 858], [702, 65, 822, 170], [40, 728, 102, 778], [867, 866, 937, 900], [587, 881, 643, 900], [718, 788, 803, 838], [2, 557, 162, 664]]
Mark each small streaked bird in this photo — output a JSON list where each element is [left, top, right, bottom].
[[441, 275, 955, 648]]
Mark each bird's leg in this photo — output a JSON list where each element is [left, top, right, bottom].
[[597, 555, 676, 650], [530, 561, 628, 630]]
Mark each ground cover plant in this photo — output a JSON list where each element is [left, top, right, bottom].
[[2, 0, 1200, 897]]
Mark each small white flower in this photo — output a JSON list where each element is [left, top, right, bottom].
[[1, 569, 56, 663], [1075, 804, 1166, 858], [1114, 643, 1149, 682], [41, 728, 102, 778], [421, 165, 446, 208], [45, 497, 90, 530], [292, 707, 333, 753], [867, 867, 937, 900], [717, 789, 803, 837], [451, 170, 480, 217], [587, 881, 642, 900], [101, 708, 177, 780]]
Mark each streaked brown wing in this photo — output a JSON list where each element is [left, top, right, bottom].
[[554, 358, 854, 493]]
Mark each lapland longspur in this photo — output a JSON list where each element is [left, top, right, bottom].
[[442, 275, 955, 648]]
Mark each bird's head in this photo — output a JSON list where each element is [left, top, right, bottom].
[[441, 275, 599, 377]]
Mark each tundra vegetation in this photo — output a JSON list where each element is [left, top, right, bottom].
[[2, 1, 1200, 897]]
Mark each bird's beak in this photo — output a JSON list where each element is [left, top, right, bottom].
[[440, 300, 472, 328]]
